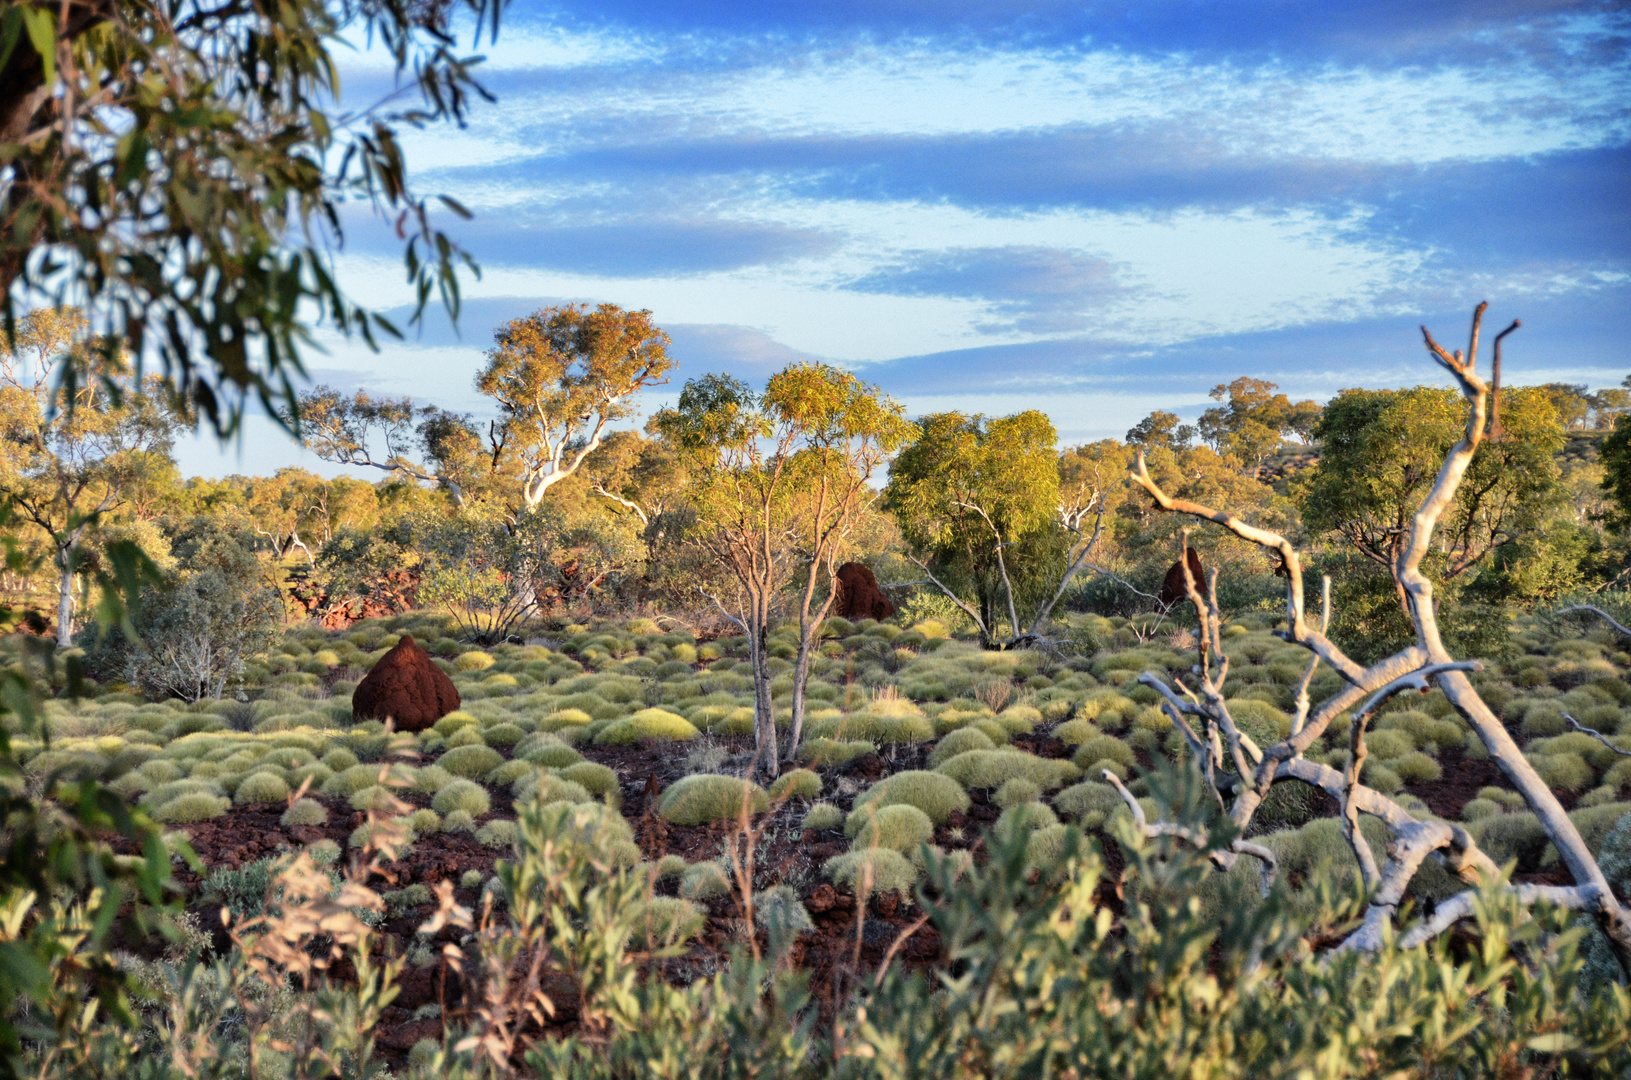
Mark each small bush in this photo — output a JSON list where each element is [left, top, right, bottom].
[[455, 650, 496, 671], [445, 726, 488, 749], [413, 764, 455, 794], [680, 861, 732, 901], [823, 848, 918, 897], [432, 779, 492, 817], [937, 749, 1079, 791], [540, 708, 595, 732], [1050, 719, 1100, 747], [1461, 797, 1502, 822], [482, 722, 526, 747], [1528, 752, 1595, 794], [522, 743, 584, 768], [994, 777, 1041, 809], [488, 759, 535, 787], [1072, 736, 1135, 772], [799, 738, 875, 766], [322, 747, 360, 771], [1392, 751, 1443, 784], [848, 803, 935, 852], [995, 704, 1042, 733], [234, 770, 290, 806], [595, 708, 700, 746], [658, 774, 768, 825], [1362, 729, 1415, 762], [1058, 785, 1123, 837], [803, 803, 844, 831], [928, 727, 996, 768], [349, 785, 397, 812], [154, 792, 230, 823], [476, 819, 519, 849], [753, 884, 815, 935], [996, 801, 1059, 833], [852, 770, 970, 824], [633, 896, 706, 948], [1025, 823, 1074, 869], [561, 761, 618, 796], [442, 809, 478, 833], [409, 808, 441, 834], [281, 797, 328, 826], [438, 744, 505, 779], [768, 768, 822, 800]]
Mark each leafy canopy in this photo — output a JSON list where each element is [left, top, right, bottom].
[[0, 0, 504, 433]]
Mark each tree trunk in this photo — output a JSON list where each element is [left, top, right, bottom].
[[747, 604, 778, 783], [55, 547, 75, 648]]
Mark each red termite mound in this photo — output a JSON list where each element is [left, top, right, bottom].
[[351, 635, 460, 732]]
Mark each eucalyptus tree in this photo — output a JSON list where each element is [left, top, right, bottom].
[[0, 0, 505, 433], [477, 304, 676, 510], [0, 308, 184, 645], [663, 364, 913, 779]]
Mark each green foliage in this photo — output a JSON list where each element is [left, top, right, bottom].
[[437, 744, 505, 779], [232, 770, 290, 806], [562, 761, 619, 797], [802, 803, 844, 832], [658, 774, 768, 825], [928, 725, 996, 767], [937, 748, 1080, 790], [852, 770, 971, 824], [823, 846, 920, 897], [848, 803, 935, 852], [431, 779, 492, 817], [768, 768, 822, 800], [594, 708, 700, 745], [680, 861, 733, 901]]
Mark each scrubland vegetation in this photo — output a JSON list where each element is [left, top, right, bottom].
[[3, 1, 1631, 1075]]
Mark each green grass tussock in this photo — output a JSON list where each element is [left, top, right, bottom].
[[937, 749, 1079, 791], [852, 770, 970, 825], [658, 774, 768, 825]]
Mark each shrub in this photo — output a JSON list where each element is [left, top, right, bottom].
[[595, 708, 700, 746], [234, 770, 290, 806], [482, 722, 526, 747], [853, 770, 970, 824], [322, 764, 383, 796], [849, 803, 935, 852], [350, 785, 398, 812], [938, 750, 1079, 791], [518, 773, 592, 806], [322, 748, 360, 771], [438, 744, 505, 779], [1460, 797, 1502, 822], [1025, 824, 1073, 869], [658, 774, 767, 825], [488, 759, 535, 787], [803, 803, 844, 832], [1224, 699, 1291, 745], [535, 800, 641, 866], [153, 792, 230, 823], [768, 768, 822, 801], [1391, 751, 1443, 784], [799, 738, 875, 766], [995, 777, 1041, 809], [753, 884, 815, 935], [540, 708, 595, 732], [1528, 752, 1595, 794], [455, 650, 496, 671], [442, 809, 478, 833], [996, 801, 1059, 833], [414, 764, 455, 794], [409, 808, 441, 834], [806, 707, 934, 745], [445, 726, 488, 748], [928, 727, 996, 768], [281, 797, 328, 826], [633, 896, 707, 948], [1072, 736, 1135, 772], [823, 848, 918, 897], [995, 704, 1042, 733], [476, 819, 519, 849], [432, 779, 492, 817], [562, 761, 618, 796], [522, 743, 585, 769], [680, 861, 732, 902], [1050, 719, 1101, 747], [1053, 780, 1123, 827], [1362, 729, 1415, 762]]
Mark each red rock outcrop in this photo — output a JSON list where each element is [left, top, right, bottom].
[[351, 635, 460, 732], [834, 562, 895, 620]]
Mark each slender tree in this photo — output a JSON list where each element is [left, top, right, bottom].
[[663, 365, 912, 778], [0, 308, 183, 645]]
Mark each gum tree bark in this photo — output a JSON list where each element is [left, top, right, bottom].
[[1118, 304, 1631, 979]]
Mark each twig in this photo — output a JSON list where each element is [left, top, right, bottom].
[[873, 911, 931, 988], [1556, 604, 1631, 640], [1565, 713, 1631, 758]]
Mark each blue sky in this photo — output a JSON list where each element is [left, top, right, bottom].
[[181, 0, 1631, 475]]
